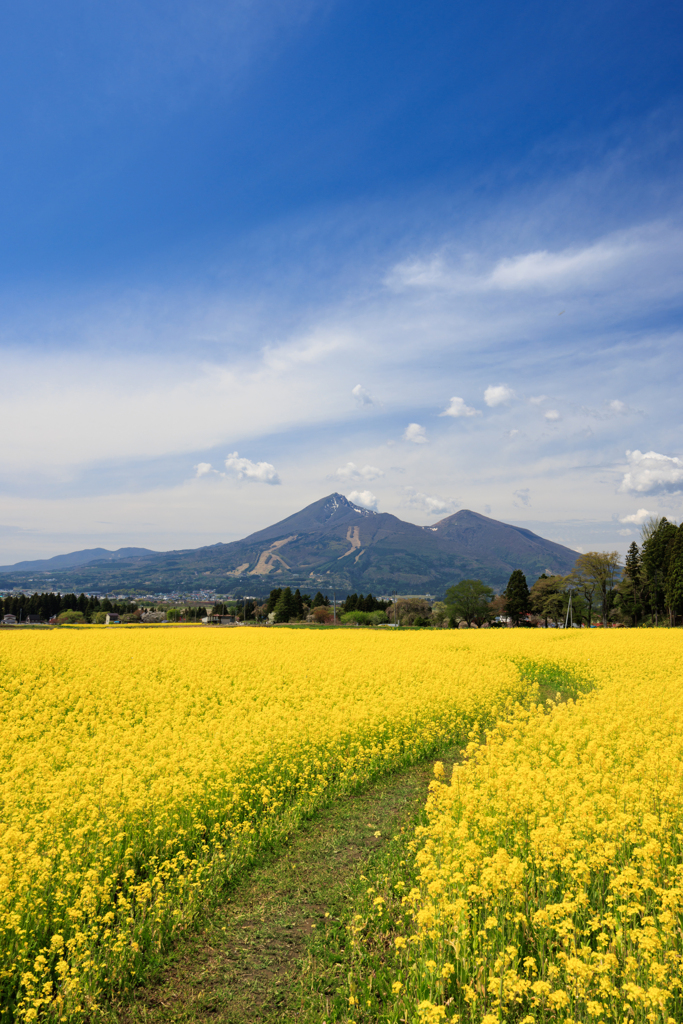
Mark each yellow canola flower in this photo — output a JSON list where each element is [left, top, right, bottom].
[[0, 626, 534, 1021], [377, 630, 683, 1024]]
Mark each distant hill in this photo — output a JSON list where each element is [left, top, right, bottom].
[[0, 547, 156, 574], [0, 494, 578, 595]]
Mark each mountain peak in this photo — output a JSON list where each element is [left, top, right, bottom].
[[324, 492, 378, 517]]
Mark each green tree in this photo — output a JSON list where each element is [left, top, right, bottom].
[[529, 575, 567, 627], [642, 518, 678, 625], [445, 580, 494, 626], [569, 552, 620, 626], [616, 541, 643, 626], [664, 524, 683, 625], [273, 587, 298, 623], [504, 570, 529, 626], [57, 610, 85, 624]]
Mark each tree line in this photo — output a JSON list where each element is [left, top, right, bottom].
[[212, 589, 390, 624], [0, 592, 140, 622]]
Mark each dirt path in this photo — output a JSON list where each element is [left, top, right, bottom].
[[111, 748, 460, 1024]]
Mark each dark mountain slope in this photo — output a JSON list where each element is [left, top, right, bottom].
[[0, 494, 578, 594]]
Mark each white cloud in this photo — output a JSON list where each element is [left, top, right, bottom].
[[529, 395, 547, 405], [620, 450, 683, 494], [513, 488, 530, 507], [544, 409, 561, 421], [619, 529, 633, 536], [403, 423, 428, 444], [347, 489, 378, 510], [484, 384, 514, 407], [440, 396, 480, 418], [609, 399, 628, 414], [223, 452, 281, 485], [352, 383, 374, 405], [486, 239, 631, 291], [194, 462, 214, 477], [405, 488, 456, 516], [619, 507, 655, 524], [335, 462, 384, 481]]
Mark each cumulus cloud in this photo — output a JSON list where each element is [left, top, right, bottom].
[[405, 488, 456, 516], [619, 507, 655, 524], [352, 383, 374, 405], [440, 396, 480, 418], [403, 423, 428, 444], [620, 450, 683, 494], [609, 399, 628, 414], [347, 489, 378, 510], [544, 409, 561, 421], [194, 462, 215, 477], [335, 462, 384, 481], [223, 451, 281, 485], [484, 384, 514, 407], [513, 488, 530, 507]]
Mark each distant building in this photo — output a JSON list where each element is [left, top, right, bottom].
[[105, 612, 121, 624], [2, 614, 17, 625], [25, 615, 42, 624]]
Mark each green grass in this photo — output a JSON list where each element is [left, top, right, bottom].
[[107, 748, 459, 1024]]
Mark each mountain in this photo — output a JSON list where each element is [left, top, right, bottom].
[[0, 494, 579, 595], [0, 547, 156, 573]]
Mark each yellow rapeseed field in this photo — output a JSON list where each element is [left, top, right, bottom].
[[0, 626, 539, 1023], [349, 631, 683, 1024]]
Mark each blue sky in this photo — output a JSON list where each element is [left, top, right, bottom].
[[0, 0, 682, 562]]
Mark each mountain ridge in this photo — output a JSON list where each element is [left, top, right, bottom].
[[0, 494, 578, 594]]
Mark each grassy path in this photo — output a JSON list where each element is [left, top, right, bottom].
[[109, 747, 460, 1024]]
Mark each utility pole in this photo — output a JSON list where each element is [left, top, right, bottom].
[[333, 590, 337, 625], [564, 590, 573, 630], [393, 590, 398, 628]]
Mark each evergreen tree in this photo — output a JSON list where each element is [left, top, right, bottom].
[[664, 524, 683, 625], [504, 570, 530, 625], [266, 589, 282, 615], [273, 587, 296, 623], [642, 518, 678, 624], [293, 589, 304, 619], [618, 541, 643, 626], [312, 591, 328, 607]]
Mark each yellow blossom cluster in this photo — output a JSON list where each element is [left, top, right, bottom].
[[0, 627, 535, 1022], [375, 631, 683, 1024]]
